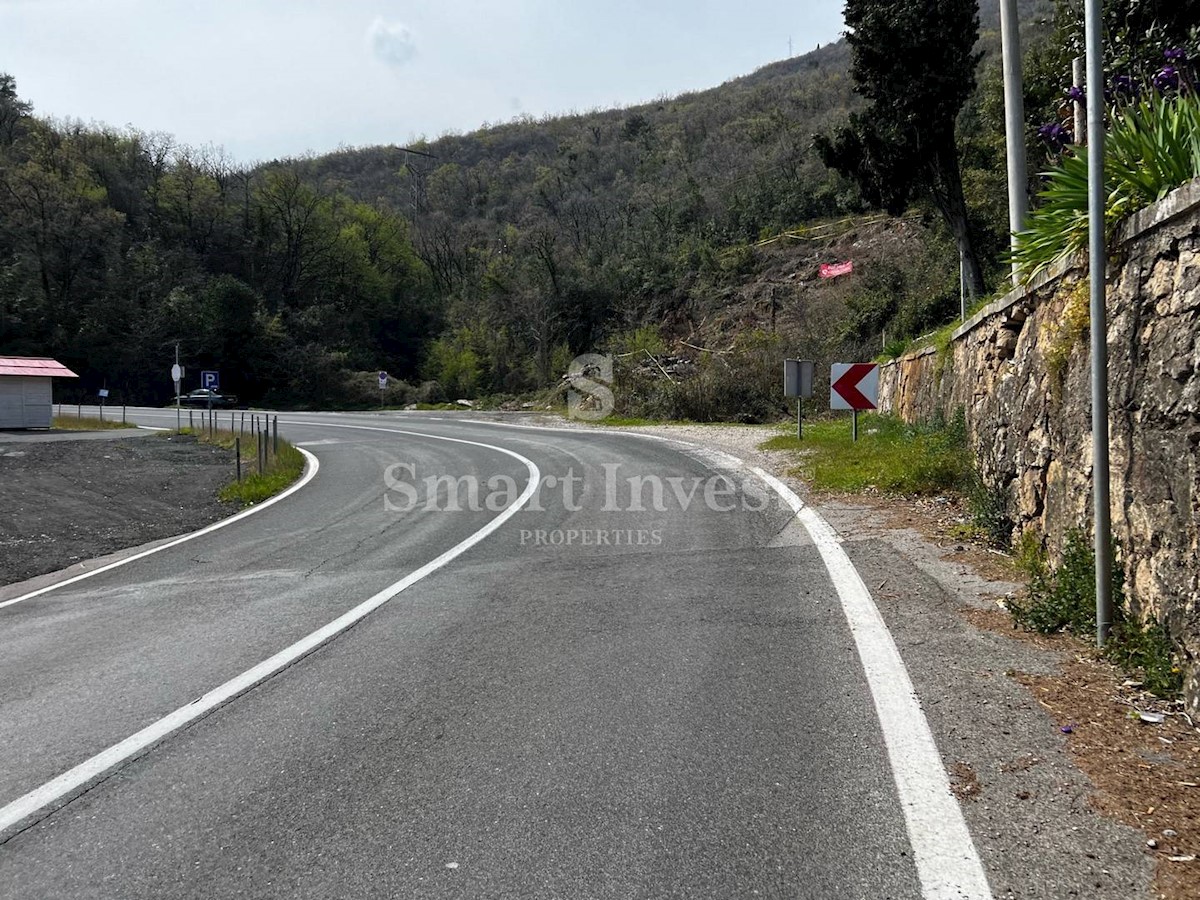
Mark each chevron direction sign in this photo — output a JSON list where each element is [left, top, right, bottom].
[[830, 363, 879, 411]]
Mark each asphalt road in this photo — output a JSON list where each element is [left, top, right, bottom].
[[0, 409, 981, 899]]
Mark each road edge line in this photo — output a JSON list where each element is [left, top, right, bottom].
[[0, 434, 541, 838], [488, 422, 994, 899], [0, 449, 321, 610]]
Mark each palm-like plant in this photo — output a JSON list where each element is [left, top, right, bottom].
[[1013, 92, 1200, 278]]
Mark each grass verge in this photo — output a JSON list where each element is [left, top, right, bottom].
[[760, 412, 969, 495], [52, 415, 135, 431], [170, 427, 306, 507]]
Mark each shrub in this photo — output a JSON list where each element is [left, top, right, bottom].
[[1007, 528, 1181, 698], [1014, 92, 1200, 277]]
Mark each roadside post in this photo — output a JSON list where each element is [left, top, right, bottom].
[[379, 370, 388, 409], [201, 370, 219, 439], [98, 387, 108, 421], [171, 351, 183, 434], [783, 359, 815, 438], [236, 437, 241, 482], [830, 363, 880, 442], [1085, 0, 1114, 646], [272, 416, 278, 456]]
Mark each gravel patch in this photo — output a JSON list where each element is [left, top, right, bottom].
[[0, 433, 237, 587]]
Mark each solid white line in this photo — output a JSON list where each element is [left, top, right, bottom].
[[335, 416, 994, 897], [0, 431, 541, 836], [0, 449, 322, 610], [792, 504, 993, 899]]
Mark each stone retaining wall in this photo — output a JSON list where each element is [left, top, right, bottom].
[[878, 179, 1200, 707]]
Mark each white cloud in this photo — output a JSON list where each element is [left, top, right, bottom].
[[367, 17, 417, 68]]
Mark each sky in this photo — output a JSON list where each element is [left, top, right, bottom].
[[0, 0, 845, 164]]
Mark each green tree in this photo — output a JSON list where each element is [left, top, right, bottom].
[[814, 0, 987, 298]]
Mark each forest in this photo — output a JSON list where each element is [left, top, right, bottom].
[[0, 0, 1193, 415]]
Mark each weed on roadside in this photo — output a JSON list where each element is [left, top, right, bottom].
[[1007, 529, 1182, 698]]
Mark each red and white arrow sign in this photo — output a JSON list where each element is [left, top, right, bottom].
[[830, 363, 879, 411]]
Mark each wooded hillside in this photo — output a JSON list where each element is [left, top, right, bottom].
[[0, 0, 1064, 412]]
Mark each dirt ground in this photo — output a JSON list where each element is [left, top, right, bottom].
[[0, 433, 237, 587]]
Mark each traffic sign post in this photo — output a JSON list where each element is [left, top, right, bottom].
[[379, 371, 388, 409], [830, 363, 880, 442], [784, 359, 815, 439], [172, 346, 182, 433]]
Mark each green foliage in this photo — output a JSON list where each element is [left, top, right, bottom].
[[1015, 93, 1200, 276], [202, 429, 307, 508], [815, 0, 988, 298], [51, 415, 135, 431], [1007, 528, 1182, 697], [762, 412, 970, 495], [1107, 618, 1183, 698], [424, 329, 482, 398]]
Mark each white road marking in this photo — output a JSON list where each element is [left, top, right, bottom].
[[0, 449, 322, 610], [0, 428, 541, 836], [791, 501, 993, 899], [11, 409, 993, 898], [447, 419, 995, 898]]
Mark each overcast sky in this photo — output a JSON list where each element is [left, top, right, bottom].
[[0, 0, 845, 164]]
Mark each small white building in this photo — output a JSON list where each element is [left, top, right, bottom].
[[0, 357, 79, 429]]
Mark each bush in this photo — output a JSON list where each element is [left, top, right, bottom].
[[614, 330, 792, 423], [1014, 92, 1200, 277], [1007, 528, 1181, 698]]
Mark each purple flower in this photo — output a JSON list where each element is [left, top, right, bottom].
[[1164, 48, 1187, 63], [1066, 85, 1086, 104], [1111, 74, 1138, 98], [1037, 122, 1070, 152], [1154, 66, 1180, 91]]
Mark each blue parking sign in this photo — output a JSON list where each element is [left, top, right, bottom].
[[201, 370, 220, 390]]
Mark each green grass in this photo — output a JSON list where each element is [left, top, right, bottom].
[[759, 413, 969, 495], [52, 415, 135, 431], [167, 427, 307, 507]]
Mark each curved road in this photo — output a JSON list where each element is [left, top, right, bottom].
[[0, 410, 988, 899]]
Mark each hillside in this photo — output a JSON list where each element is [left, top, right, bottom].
[[0, 0, 1056, 412]]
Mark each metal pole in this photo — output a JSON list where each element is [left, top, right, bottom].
[[175, 342, 181, 434], [272, 416, 278, 456], [1073, 57, 1087, 144], [797, 399, 803, 440], [123, 404, 126, 425], [1085, 0, 1113, 646], [1001, 0, 1029, 284], [236, 437, 241, 482], [852, 410, 858, 442], [960, 249, 967, 321]]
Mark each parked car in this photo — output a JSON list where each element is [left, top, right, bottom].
[[177, 388, 240, 409]]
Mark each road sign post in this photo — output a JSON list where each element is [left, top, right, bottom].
[[830, 363, 880, 442], [172, 349, 183, 433], [784, 359, 815, 439], [379, 371, 388, 409]]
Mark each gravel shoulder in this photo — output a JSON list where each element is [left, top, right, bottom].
[[0, 433, 237, 588]]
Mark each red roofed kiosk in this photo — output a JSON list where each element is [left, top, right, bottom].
[[0, 357, 79, 429]]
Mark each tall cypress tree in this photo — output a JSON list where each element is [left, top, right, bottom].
[[815, 0, 986, 298]]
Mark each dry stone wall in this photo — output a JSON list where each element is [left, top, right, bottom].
[[878, 179, 1200, 708]]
